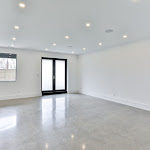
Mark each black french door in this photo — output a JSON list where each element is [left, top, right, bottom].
[[41, 57, 67, 95]]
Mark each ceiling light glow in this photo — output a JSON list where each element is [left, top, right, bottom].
[[83, 48, 86, 50], [65, 36, 69, 39], [11, 45, 14, 47], [99, 43, 102, 46], [19, 2, 26, 8], [123, 35, 127, 39], [71, 134, 74, 138], [12, 37, 16, 41], [45, 48, 48, 50], [14, 26, 19, 30], [45, 144, 48, 149], [85, 23, 91, 27], [72, 52, 74, 54], [53, 43, 56, 46], [82, 144, 86, 150]]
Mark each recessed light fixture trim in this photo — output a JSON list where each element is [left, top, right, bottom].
[[105, 29, 114, 33]]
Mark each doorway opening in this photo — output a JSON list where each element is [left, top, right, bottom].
[[41, 57, 67, 95]]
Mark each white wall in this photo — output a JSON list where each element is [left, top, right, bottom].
[[78, 38, 150, 111], [0, 48, 78, 100]]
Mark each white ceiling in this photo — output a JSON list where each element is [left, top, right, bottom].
[[0, 0, 150, 55]]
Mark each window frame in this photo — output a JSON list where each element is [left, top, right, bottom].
[[0, 53, 17, 82]]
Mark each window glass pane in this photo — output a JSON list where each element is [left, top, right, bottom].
[[42, 59, 53, 91], [56, 60, 65, 90]]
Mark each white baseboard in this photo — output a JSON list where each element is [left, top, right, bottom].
[[79, 90, 150, 111], [0, 93, 42, 101], [68, 90, 79, 94]]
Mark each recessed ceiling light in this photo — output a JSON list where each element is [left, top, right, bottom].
[[71, 134, 74, 138], [83, 48, 86, 50], [53, 43, 56, 46], [123, 35, 127, 39], [85, 23, 91, 27], [45, 144, 48, 149], [82, 144, 86, 150], [45, 48, 48, 50], [14, 26, 19, 30], [11, 45, 14, 47], [72, 52, 74, 54], [99, 42, 102, 46], [19, 2, 26, 8], [12, 37, 16, 41], [65, 36, 69, 39]]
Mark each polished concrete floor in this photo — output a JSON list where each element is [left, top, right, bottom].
[[1, 94, 150, 150]]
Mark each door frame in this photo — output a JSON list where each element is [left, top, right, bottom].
[[41, 57, 67, 95]]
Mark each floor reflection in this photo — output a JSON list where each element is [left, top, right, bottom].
[[42, 95, 68, 126], [1, 94, 150, 150], [0, 115, 16, 131], [42, 97, 53, 124]]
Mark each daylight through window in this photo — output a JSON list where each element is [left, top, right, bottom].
[[0, 53, 17, 81]]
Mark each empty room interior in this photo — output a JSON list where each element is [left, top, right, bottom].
[[1, 0, 150, 149]]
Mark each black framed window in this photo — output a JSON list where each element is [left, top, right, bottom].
[[0, 53, 17, 82]]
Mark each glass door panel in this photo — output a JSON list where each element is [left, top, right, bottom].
[[56, 60, 65, 90], [42, 58, 67, 95], [42, 59, 53, 91]]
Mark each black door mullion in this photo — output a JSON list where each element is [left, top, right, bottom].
[[53, 59, 55, 91]]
